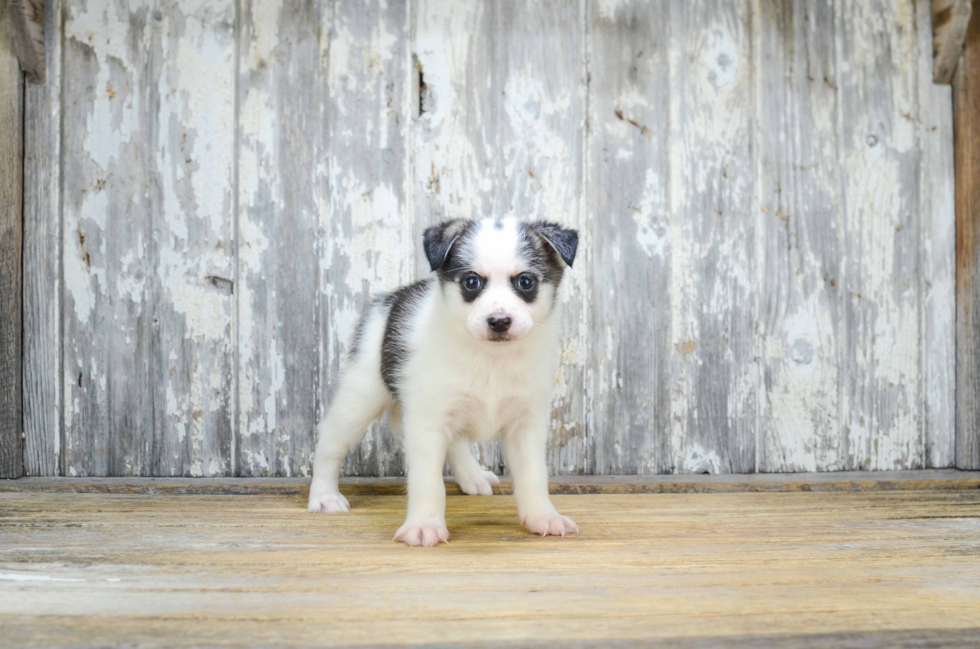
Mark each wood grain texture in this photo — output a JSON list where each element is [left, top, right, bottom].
[[236, 0, 326, 477], [932, 0, 973, 84], [956, 5, 980, 469], [145, 0, 237, 478], [755, 0, 843, 472], [412, 0, 588, 475], [4, 469, 980, 495], [919, 0, 958, 468], [5, 0, 44, 83], [669, 0, 757, 474], [17, 0, 960, 477], [1, 489, 979, 646], [411, 0, 497, 470], [21, 0, 61, 476], [587, 0, 670, 474], [0, 1, 25, 479], [838, 0, 923, 470], [326, 0, 413, 478], [236, 0, 413, 478], [62, 0, 236, 476]]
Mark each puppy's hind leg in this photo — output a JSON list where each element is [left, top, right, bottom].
[[308, 362, 388, 514], [447, 439, 499, 496]]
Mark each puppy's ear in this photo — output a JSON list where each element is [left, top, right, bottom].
[[531, 221, 578, 268], [422, 219, 467, 272]]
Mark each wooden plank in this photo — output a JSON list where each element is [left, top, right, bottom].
[[236, 0, 412, 478], [0, 1, 24, 479], [755, 0, 843, 472], [837, 0, 923, 470], [587, 0, 670, 474], [955, 5, 980, 469], [668, 0, 757, 473], [2, 469, 980, 495], [236, 0, 325, 477], [325, 0, 413, 478], [933, 0, 973, 84], [5, 0, 44, 83], [411, 0, 497, 472], [147, 0, 237, 477], [22, 0, 61, 475], [412, 0, 588, 475], [1, 490, 979, 646], [919, 0, 958, 468], [62, 0, 236, 476], [60, 1, 119, 476]]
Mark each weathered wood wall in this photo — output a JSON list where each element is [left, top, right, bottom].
[[19, 0, 959, 477]]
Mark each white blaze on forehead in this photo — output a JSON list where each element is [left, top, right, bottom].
[[470, 218, 525, 276], [453, 218, 547, 342]]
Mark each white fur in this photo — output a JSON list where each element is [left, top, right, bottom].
[[459, 219, 538, 341], [308, 217, 578, 546]]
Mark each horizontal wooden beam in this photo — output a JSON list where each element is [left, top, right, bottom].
[[3, 470, 979, 495], [934, 0, 973, 83], [6, 0, 43, 83]]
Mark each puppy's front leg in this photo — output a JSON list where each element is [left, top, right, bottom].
[[504, 410, 578, 537], [394, 414, 451, 547]]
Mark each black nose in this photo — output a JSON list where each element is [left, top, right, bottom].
[[487, 314, 512, 333]]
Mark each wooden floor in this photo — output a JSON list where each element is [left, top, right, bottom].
[[2, 475, 980, 647]]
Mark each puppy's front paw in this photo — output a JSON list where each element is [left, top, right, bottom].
[[456, 469, 500, 496], [523, 512, 578, 537], [308, 489, 350, 514], [394, 521, 450, 547]]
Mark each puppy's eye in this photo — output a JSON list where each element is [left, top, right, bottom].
[[516, 274, 536, 291], [462, 274, 483, 291]]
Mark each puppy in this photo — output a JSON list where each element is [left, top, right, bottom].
[[307, 216, 579, 547]]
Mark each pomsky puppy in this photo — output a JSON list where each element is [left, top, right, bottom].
[[308, 216, 579, 546]]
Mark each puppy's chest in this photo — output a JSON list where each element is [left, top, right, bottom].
[[446, 391, 529, 440], [444, 368, 540, 440]]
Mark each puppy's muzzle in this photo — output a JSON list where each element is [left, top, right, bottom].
[[487, 314, 512, 333]]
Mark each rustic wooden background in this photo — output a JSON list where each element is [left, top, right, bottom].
[[20, 0, 961, 477]]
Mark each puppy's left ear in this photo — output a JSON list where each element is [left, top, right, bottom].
[[532, 221, 578, 268], [422, 219, 467, 272]]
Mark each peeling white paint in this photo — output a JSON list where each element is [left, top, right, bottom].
[[0, 573, 84, 583], [633, 168, 668, 259], [46, 0, 955, 478], [680, 444, 723, 474], [596, 0, 629, 21]]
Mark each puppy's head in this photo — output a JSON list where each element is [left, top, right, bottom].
[[423, 217, 578, 343]]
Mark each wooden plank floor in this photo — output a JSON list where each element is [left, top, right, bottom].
[[1, 479, 980, 647]]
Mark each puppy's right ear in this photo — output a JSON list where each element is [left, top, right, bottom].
[[422, 219, 467, 272]]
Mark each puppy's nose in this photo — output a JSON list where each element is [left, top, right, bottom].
[[487, 314, 512, 333]]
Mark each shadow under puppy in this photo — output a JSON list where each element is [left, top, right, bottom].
[[308, 217, 579, 546]]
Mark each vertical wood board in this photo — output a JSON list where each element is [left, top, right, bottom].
[[22, 0, 62, 476], [955, 5, 980, 469], [755, 0, 843, 472], [837, 0, 923, 470], [326, 0, 413, 478], [587, 0, 671, 474], [0, 2, 25, 479], [236, 0, 325, 477], [62, 0, 236, 476], [918, 0, 957, 468], [412, 0, 588, 475], [668, 0, 758, 474]]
